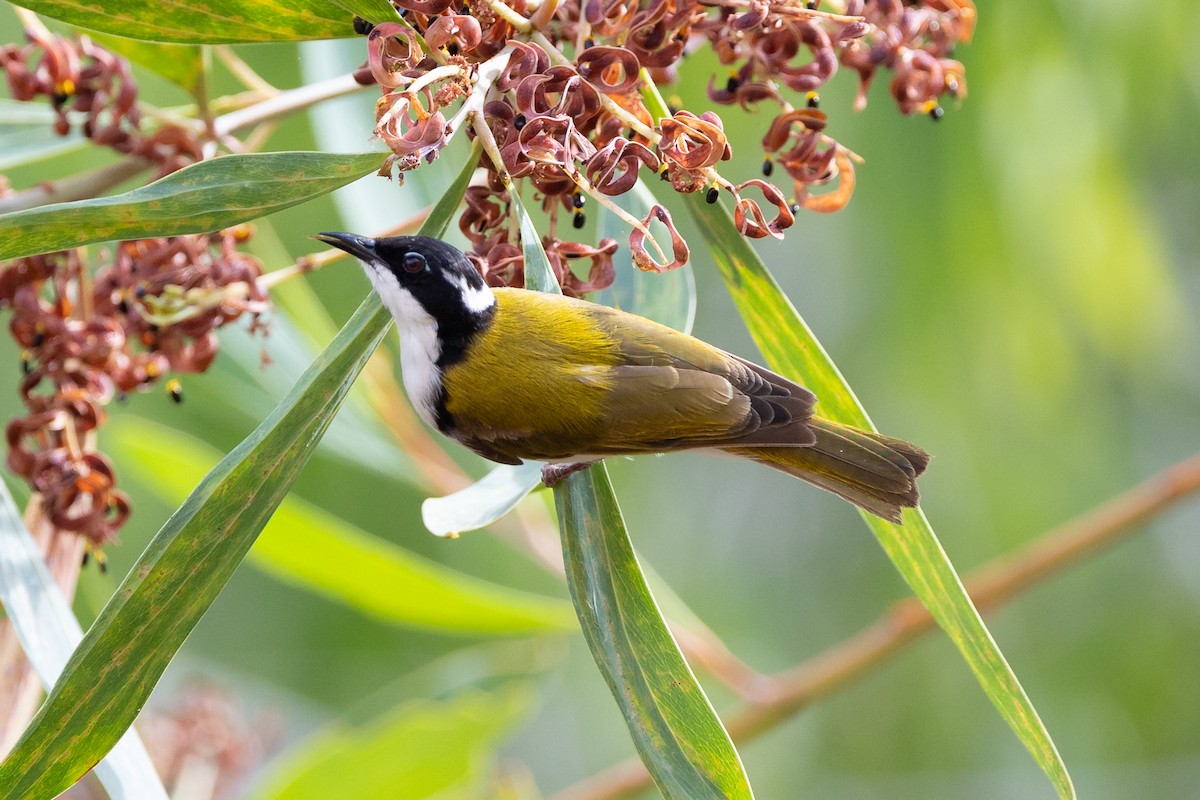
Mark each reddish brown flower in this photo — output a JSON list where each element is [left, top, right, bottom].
[[630, 205, 690, 272]]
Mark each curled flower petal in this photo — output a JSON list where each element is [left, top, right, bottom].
[[366, 24, 423, 88], [761, 108, 827, 152], [575, 46, 642, 95], [630, 205, 690, 272], [425, 14, 483, 54], [546, 237, 619, 296], [658, 109, 731, 171], [794, 148, 855, 213], [585, 136, 659, 196], [732, 179, 795, 239], [496, 40, 550, 92]]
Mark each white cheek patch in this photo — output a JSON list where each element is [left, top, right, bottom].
[[456, 274, 496, 314], [361, 262, 443, 430]]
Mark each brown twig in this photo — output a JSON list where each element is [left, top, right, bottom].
[[552, 453, 1200, 800]]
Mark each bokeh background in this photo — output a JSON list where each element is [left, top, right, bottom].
[[3, 2, 1199, 797]]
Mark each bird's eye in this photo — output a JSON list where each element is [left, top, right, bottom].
[[402, 252, 426, 273]]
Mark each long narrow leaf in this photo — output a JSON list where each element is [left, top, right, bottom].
[[0, 151, 477, 799], [0, 151, 383, 260], [15, 0, 355, 44], [685, 196, 1075, 799], [555, 467, 752, 800], [508, 194, 752, 797], [0, 483, 168, 800]]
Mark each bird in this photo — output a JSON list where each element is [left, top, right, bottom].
[[315, 232, 929, 522]]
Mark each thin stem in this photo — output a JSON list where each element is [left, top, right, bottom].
[[552, 453, 1200, 800], [485, 0, 533, 33], [213, 73, 369, 137]]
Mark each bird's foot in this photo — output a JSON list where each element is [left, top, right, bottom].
[[541, 461, 592, 487]]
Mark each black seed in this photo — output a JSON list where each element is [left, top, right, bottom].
[[584, 38, 595, 49], [762, 159, 774, 177], [573, 212, 586, 229], [929, 105, 944, 121], [81, 551, 89, 568], [806, 92, 820, 109], [31, 331, 44, 347], [117, 298, 129, 314], [789, 203, 800, 214], [514, 113, 527, 130], [572, 192, 585, 209], [660, 169, 671, 181], [806, 0, 817, 8], [352, 16, 375, 35], [168, 379, 183, 403], [20, 353, 31, 375], [725, 74, 739, 94], [447, 43, 459, 56], [706, 186, 719, 204]]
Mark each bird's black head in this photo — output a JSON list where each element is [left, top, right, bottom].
[[315, 233, 496, 333]]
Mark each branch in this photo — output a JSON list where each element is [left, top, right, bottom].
[[552, 453, 1200, 800]]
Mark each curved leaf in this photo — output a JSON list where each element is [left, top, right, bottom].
[[16, 0, 356, 44], [422, 461, 545, 538], [0, 483, 168, 800], [684, 195, 1075, 800], [0, 151, 384, 260], [555, 467, 753, 800], [0, 149, 477, 800]]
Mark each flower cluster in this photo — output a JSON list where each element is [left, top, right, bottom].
[[0, 27, 201, 176], [354, 0, 974, 294], [0, 231, 269, 544]]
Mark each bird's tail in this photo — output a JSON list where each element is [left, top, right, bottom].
[[726, 418, 930, 523]]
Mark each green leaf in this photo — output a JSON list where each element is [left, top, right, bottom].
[[421, 461, 545, 538], [0, 150, 383, 260], [555, 467, 753, 800], [109, 419, 575, 634], [82, 32, 205, 95], [330, 0, 398, 24], [249, 684, 530, 800], [16, 0, 356, 44], [684, 195, 1075, 800], [509, 189, 560, 295], [0, 480, 168, 800], [0, 147, 477, 800]]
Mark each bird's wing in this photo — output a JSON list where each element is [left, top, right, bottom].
[[582, 301, 819, 451]]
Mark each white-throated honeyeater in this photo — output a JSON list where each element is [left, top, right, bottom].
[[315, 232, 928, 522]]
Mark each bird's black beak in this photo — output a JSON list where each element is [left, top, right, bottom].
[[314, 231, 378, 263]]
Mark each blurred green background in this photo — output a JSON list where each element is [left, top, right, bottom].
[[3, 1, 1199, 797]]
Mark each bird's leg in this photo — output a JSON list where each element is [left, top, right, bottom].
[[541, 461, 593, 487]]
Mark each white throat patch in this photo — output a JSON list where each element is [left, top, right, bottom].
[[362, 264, 443, 429]]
